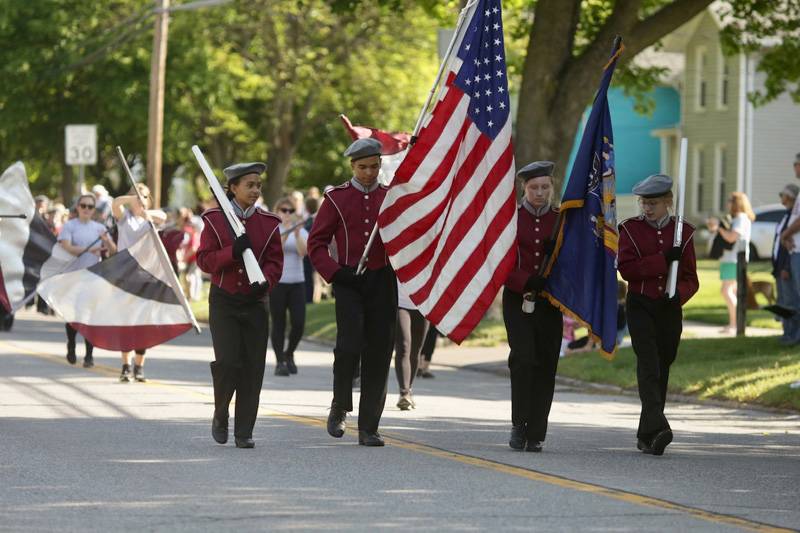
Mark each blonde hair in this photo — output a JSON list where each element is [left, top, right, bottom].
[[729, 191, 755, 221], [273, 196, 294, 213]]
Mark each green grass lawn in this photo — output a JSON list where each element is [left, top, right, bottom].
[[558, 336, 800, 410], [683, 259, 780, 330]]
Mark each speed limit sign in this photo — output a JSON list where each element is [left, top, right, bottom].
[[65, 124, 98, 165]]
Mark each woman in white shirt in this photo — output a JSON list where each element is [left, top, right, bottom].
[[706, 191, 755, 333], [111, 183, 167, 382], [269, 197, 308, 376], [58, 194, 116, 367]]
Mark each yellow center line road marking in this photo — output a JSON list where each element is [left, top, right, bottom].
[[4, 340, 795, 533]]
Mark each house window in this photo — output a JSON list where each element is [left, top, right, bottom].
[[695, 147, 705, 213], [696, 47, 707, 111], [715, 144, 727, 212], [718, 50, 729, 108]]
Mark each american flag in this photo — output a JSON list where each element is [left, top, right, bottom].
[[377, 0, 516, 343]]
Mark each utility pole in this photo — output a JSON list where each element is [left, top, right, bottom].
[[146, 0, 169, 208]]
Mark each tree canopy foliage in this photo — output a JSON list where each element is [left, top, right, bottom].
[[1, 0, 799, 204]]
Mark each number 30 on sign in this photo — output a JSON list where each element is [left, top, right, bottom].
[[65, 124, 98, 166]]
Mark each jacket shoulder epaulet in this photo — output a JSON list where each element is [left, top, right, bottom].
[[618, 215, 644, 230], [201, 207, 222, 218], [255, 206, 281, 222], [324, 181, 350, 198], [379, 183, 389, 190]]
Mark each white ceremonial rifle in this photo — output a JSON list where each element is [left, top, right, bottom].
[[191, 145, 266, 286], [667, 137, 688, 298], [117, 146, 201, 333], [354, 0, 478, 276]]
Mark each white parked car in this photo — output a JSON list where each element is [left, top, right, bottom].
[[750, 203, 788, 261]]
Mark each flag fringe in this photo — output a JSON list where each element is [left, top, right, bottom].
[[541, 290, 617, 360]]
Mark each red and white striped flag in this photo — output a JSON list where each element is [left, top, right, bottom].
[[378, 0, 516, 343]]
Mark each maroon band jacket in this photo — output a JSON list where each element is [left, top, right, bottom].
[[196, 207, 283, 295], [308, 180, 390, 283], [618, 215, 699, 305], [505, 204, 559, 294]]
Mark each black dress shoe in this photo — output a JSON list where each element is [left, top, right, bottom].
[[643, 429, 673, 456], [509, 424, 526, 450], [235, 437, 255, 448], [212, 417, 228, 444], [327, 403, 347, 438], [66, 352, 77, 365], [287, 355, 298, 375], [358, 431, 385, 447], [274, 361, 290, 376], [525, 440, 543, 452], [637, 438, 647, 451], [82, 355, 94, 368]]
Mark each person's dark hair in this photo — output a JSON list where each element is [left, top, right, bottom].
[[305, 197, 319, 215], [225, 176, 242, 200]]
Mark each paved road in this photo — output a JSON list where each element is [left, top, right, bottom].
[[1, 310, 798, 532]]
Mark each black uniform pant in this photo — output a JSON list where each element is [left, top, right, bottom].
[[626, 292, 682, 441], [503, 289, 562, 442], [269, 282, 306, 363], [332, 266, 397, 433], [208, 285, 269, 439], [66, 324, 93, 358], [394, 308, 429, 395]]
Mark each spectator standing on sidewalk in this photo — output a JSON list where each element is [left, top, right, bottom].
[[269, 197, 308, 376], [706, 192, 755, 334], [112, 184, 167, 382], [780, 153, 800, 347]]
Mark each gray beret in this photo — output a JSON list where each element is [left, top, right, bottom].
[[632, 174, 673, 198], [223, 162, 266, 183], [517, 160, 555, 181], [780, 184, 799, 199], [344, 138, 382, 161]]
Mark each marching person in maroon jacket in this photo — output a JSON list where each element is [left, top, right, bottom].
[[308, 138, 398, 447], [196, 162, 283, 449], [503, 161, 562, 453], [618, 173, 699, 456]]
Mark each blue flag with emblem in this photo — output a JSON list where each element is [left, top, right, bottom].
[[543, 38, 623, 358]]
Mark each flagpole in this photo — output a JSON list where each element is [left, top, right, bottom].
[[667, 137, 688, 298], [355, 0, 477, 275], [116, 146, 201, 333], [534, 36, 624, 308]]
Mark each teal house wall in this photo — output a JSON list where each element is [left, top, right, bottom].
[[566, 86, 680, 194]]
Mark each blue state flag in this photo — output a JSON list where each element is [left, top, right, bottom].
[[544, 39, 623, 358]]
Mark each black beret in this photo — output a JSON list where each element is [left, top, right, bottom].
[[517, 160, 555, 181], [222, 162, 266, 183]]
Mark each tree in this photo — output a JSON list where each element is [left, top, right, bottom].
[[512, 0, 800, 188], [223, 0, 440, 207]]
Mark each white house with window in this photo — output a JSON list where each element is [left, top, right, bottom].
[[652, 6, 800, 219]]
